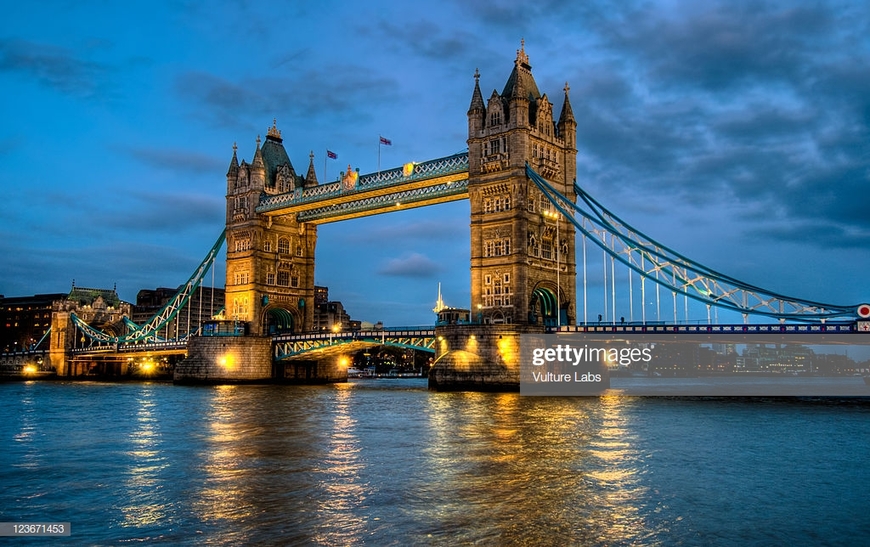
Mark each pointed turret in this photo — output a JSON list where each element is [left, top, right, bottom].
[[557, 82, 577, 149], [305, 150, 318, 187], [468, 68, 486, 135], [250, 135, 266, 188], [227, 142, 239, 177]]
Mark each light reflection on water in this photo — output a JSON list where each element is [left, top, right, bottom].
[[0, 380, 868, 545]]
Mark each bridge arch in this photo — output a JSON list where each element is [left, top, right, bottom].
[[529, 285, 559, 327], [262, 305, 297, 335]]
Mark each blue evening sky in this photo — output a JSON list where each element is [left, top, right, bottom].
[[1, 1, 868, 326]]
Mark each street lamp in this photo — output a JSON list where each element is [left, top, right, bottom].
[[543, 210, 561, 328]]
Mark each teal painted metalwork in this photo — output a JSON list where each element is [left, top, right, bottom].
[[526, 163, 858, 322]]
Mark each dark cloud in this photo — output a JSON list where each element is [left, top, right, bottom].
[[103, 192, 224, 233], [556, 0, 870, 250], [122, 146, 225, 173], [377, 253, 443, 278], [372, 20, 479, 60], [0, 39, 111, 100], [175, 67, 401, 128]]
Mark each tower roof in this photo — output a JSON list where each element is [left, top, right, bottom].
[[261, 119, 297, 186], [501, 40, 541, 102]]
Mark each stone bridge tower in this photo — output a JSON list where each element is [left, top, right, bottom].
[[467, 43, 577, 326], [224, 121, 318, 335]]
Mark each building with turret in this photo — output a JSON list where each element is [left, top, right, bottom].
[[224, 121, 319, 335], [466, 42, 577, 326]]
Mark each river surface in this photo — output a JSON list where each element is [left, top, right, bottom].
[[1, 379, 869, 546]]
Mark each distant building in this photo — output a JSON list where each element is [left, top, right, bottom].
[[133, 286, 225, 338], [1, 284, 131, 352], [312, 285, 358, 332], [0, 293, 65, 352]]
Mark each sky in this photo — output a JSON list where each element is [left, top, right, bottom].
[[1, 0, 868, 327]]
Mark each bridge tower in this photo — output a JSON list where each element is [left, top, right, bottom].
[[224, 121, 318, 335], [467, 43, 577, 327]]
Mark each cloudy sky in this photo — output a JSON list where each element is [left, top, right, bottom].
[[1, 0, 868, 326]]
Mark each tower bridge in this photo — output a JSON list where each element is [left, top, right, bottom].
[[33, 43, 869, 388]]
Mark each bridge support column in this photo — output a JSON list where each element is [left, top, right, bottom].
[[174, 335, 273, 384], [49, 311, 72, 376], [429, 324, 544, 391]]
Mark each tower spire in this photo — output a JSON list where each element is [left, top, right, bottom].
[[305, 150, 318, 186], [227, 142, 239, 176], [433, 282, 446, 314]]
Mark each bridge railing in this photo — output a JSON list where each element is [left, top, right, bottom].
[[257, 152, 469, 213], [553, 323, 857, 334], [272, 326, 436, 342]]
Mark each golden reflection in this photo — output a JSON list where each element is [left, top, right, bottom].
[[193, 385, 257, 524], [417, 392, 652, 544], [120, 386, 167, 528], [313, 383, 367, 546]]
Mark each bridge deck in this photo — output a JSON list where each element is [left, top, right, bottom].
[[256, 153, 470, 223]]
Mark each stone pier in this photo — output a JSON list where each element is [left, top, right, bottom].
[[174, 335, 273, 384], [429, 324, 544, 391]]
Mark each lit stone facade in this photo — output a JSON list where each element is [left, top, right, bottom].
[[467, 44, 578, 326], [224, 122, 319, 335]]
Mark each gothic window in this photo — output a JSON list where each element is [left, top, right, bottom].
[[234, 238, 250, 252], [485, 275, 492, 285], [504, 273, 511, 284], [529, 235, 539, 257], [489, 139, 501, 155], [296, 245, 303, 257], [277, 271, 290, 286], [484, 238, 511, 257], [484, 199, 492, 213], [539, 195, 552, 212], [264, 240, 272, 253], [290, 276, 299, 288], [503, 196, 511, 211], [490, 111, 502, 126], [278, 238, 290, 255], [232, 297, 249, 320], [542, 239, 552, 260], [266, 273, 276, 285]]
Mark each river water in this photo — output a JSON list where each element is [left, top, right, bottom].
[[1, 379, 869, 546]]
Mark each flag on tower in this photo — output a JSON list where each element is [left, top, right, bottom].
[[379, 136, 392, 146], [327, 150, 337, 159]]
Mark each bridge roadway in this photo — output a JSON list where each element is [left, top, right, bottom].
[[256, 152, 470, 223], [52, 321, 859, 364]]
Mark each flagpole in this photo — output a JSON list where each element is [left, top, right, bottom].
[[377, 138, 381, 175], [323, 151, 327, 183]]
